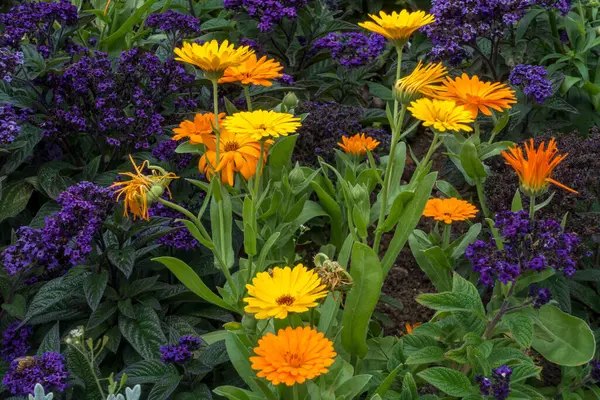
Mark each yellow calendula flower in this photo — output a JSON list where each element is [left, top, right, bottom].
[[250, 326, 336, 386], [172, 112, 225, 144], [423, 198, 478, 224], [244, 264, 328, 319], [174, 40, 254, 79], [437, 74, 517, 118], [111, 155, 178, 220], [222, 110, 301, 141], [359, 10, 435, 45], [218, 54, 284, 87], [501, 138, 578, 196], [408, 98, 474, 133], [337, 133, 380, 155], [394, 60, 447, 104]]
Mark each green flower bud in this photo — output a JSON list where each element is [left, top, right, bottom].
[[289, 164, 305, 186], [282, 92, 298, 109]]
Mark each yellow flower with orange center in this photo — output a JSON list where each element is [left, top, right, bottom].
[[408, 98, 474, 133], [423, 198, 478, 224], [111, 155, 178, 220], [394, 60, 447, 104], [436, 74, 517, 118], [172, 112, 225, 144], [174, 40, 254, 79], [199, 129, 270, 186], [218, 54, 284, 87], [250, 326, 336, 386], [359, 10, 435, 45], [244, 264, 328, 319], [501, 138, 578, 196], [222, 110, 301, 141], [337, 133, 381, 155]]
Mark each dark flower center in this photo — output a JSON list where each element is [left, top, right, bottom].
[[224, 141, 240, 151], [276, 294, 295, 306]]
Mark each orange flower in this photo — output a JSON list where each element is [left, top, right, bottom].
[[219, 54, 284, 87], [250, 326, 336, 386], [405, 322, 422, 335], [337, 133, 380, 155], [437, 74, 517, 118], [172, 112, 225, 144], [501, 138, 578, 196], [423, 198, 478, 224]]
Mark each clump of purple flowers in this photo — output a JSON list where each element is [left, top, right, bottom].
[[224, 0, 308, 32], [148, 199, 200, 251], [0, 104, 30, 147], [1, 322, 33, 362], [1, 182, 113, 279], [145, 10, 201, 44], [152, 139, 193, 170], [0, 48, 23, 82], [476, 365, 512, 400], [239, 38, 263, 54], [313, 32, 385, 68], [529, 285, 552, 308], [591, 359, 600, 382], [160, 335, 205, 364], [2, 352, 69, 396], [466, 211, 579, 286], [509, 64, 553, 104]]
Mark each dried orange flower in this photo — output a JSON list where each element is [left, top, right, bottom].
[[423, 198, 478, 224], [172, 112, 225, 144], [337, 133, 381, 155], [404, 322, 422, 335], [219, 54, 283, 87]]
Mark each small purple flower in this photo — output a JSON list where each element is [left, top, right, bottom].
[[529, 285, 552, 308], [279, 73, 294, 86], [1, 322, 33, 362], [152, 139, 193, 169], [0, 104, 29, 146], [491, 365, 512, 400], [475, 375, 492, 396], [224, 0, 308, 32], [591, 359, 600, 382], [2, 352, 69, 396], [145, 10, 201, 38], [148, 199, 200, 251], [160, 335, 205, 364], [313, 32, 385, 68], [509, 64, 554, 104], [0, 47, 23, 82]]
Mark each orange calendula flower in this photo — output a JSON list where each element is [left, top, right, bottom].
[[172, 112, 225, 144], [338, 133, 380, 155], [394, 60, 447, 104], [218, 54, 284, 87], [174, 40, 254, 79], [250, 326, 336, 386], [408, 98, 474, 133], [199, 130, 269, 186], [405, 322, 422, 335], [501, 138, 578, 196], [437, 74, 517, 118], [423, 198, 478, 224], [222, 110, 301, 141], [244, 264, 328, 319], [111, 155, 178, 220]]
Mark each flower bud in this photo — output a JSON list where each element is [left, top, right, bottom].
[[289, 164, 305, 186], [223, 322, 243, 331], [393, 79, 423, 105], [351, 183, 368, 204], [146, 184, 166, 205], [282, 92, 298, 109]]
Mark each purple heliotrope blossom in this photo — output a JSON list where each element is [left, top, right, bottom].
[[476, 365, 512, 399], [313, 32, 385, 68], [591, 360, 600, 381], [2, 352, 69, 396], [148, 198, 200, 251], [1, 322, 33, 362], [0, 104, 30, 147], [466, 211, 579, 286], [152, 139, 193, 170], [224, 0, 308, 32], [0, 47, 23, 82], [509, 64, 553, 103], [528, 285, 552, 308], [160, 335, 205, 364], [145, 10, 201, 45]]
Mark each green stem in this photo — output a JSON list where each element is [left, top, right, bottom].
[[157, 198, 210, 241], [74, 346, 106, 399], [413, 131, 440, 181], [244, 85, 253, 111], [442, 223, 451, 249], [212, 79, 221, 164], [253, 141, 265, 200], [293, 384, 299, 400], [548, 10, 560, 51], [246, 255, 254, 284], [475, 181, 491, 219], [474, 120, 480, 138], [529, 195, 536, 222]]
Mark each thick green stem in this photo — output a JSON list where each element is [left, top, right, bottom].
[[244, 85, 253, 111], [412, 131, 440, 181], [474, 120, 480, 137], [157, 198, 211, 241], [293, 384, 299, 400], [212, 79, 221, 164], [442, 224, 451, 249], [529, 195, 536, 222], [475, 181, 490, 219], [253, 141, 265, 200]]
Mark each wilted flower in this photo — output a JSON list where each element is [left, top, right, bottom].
[[313, 253, 353, 294]]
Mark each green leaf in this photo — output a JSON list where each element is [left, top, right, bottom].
[[24, 270, 87, 322], [100, 0, 159, 48], [225, 332, 260, 392], [544, 96, 579, 114], [460, 139, 487, 181], [119, 305, 167, 360], [436, 180, 462, 199], [511, 189, 524, 212], [335, 375, 371, 398], [0, 181, 33, 222], [409, 234, 452, 293], [148, 374, 182, 400], [416, 292, 481, 314], [374, 364, 402, 398], [380, 190, 414, 232], [38, 161, 75, 199], [417, 367, 475, 397], [367, 82, 394, 101], [210, 180, 234, 269], [68, 345, 102, 400], [399, 372, 418, 400], [449, 223, 482, 260], [1, 125, 42, 175], [84, 270, 108, 311], [405, 346, 445, 365], [107, 246, 136, 278], [317, 292, 341, 337], [510, 364, 542, 383], [267, 135, 297, 181], [311, 181, 344, 250], [213, 386, 264, 400], [120, 360, 178, 385], [37, 322, 60, 355], [87, 301, 117, 330], [504, 312, 533, 348]]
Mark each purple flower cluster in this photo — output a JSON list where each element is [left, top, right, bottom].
[[1, 322, 33, 362], [0, 47, 23, 82], [466, 211, 579, 286], [509, 64, 553, 103], [1, 182, 113, 278], [279, 73, 294, 85], [0, 104, 30, 147], [145, 10, 201, 39], [2, 352, 69, 396], [239, 38, 263, 54], [152, 139, 193, 169], [43, 49, 194, 149], [224, 0, 308, 32], [313, 32, 385, 68], [529, 285, 552, 309], [160, 335, 205, 364], [591, 359, 600, 382], [148, 199, 199, 251], [476, 365, 512, 400]]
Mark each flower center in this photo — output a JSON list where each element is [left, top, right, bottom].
[[258, 124, 267, 130], [284, 351, 303, 368], [224, 141, 240, 151], [276, 294, 295, 306]]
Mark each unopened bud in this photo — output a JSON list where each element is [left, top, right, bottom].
[[283, 92, 298, 109], [289, 164, 304, 186], [351, 184, 368, 203]]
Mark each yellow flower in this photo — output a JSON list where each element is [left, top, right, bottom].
[[337, 133, 380, 155], [408, 98, 474, 132], [501, 138, 578, 196], [359, 10, 435, 45], [199, 129, 270, 186], [250, 326, 336, 386], [111, 155, 178, 220], [244, 264, 328, 319], [222, 110, 301, 141], [172, 112, 225, 144], [174, 40, 254, 79], [394, 60, 447, 104], [423, 198, 478, 224], [218, 54, 284, 87], [436, 74, 517, 118]]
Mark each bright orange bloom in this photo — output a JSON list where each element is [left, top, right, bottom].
[[359, 10, 435, 44], [437, 74, 517, 118], [172, 112, 225, 144], [405, 322, 422, 335], [219, 54, 284, 87], [250, 326, 336, 386], [423, 198, 478, 224], [337, 133, 380, 155], [501, 138, 578, 196]]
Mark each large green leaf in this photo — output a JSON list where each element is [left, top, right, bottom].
[[311, 181, 344, 250], [0, 181, 33, 222], [84, 270, 108, 311], [37, 322, 60, 355], [417, 367, 475, 397], [120, 360, 178, 385], [225, 332, 261, 392], [409, 234, 452, 292], [119, 305, 167, 360], [267, 135, 298, 181], [24, 270, 87, 322], [67, 346, 102, 400]]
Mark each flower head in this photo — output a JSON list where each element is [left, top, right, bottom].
[[111, 155, 178, 220], [219, 54, 283, 86], [509, 64, 553, 104], [404, 322, 422, 335], [394, 60, 447, 104], [408, 98, 474, 132], [423, 198, 478, 224], [250, 326, 336, 386], [2, 352, 68, 396], [501, 138, 578, 196], [222, 110, 301, 141], [160, 335, 205, 365], [437, 74, 516, 118], [359, 10, 435, 45], [172, 112, 225, 144], [174, 40, 254, 79], [313, 32, 385, 68], [337, 133, 380, 155], [1, 322, 33, 363], [244, 264, 328, 319]]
